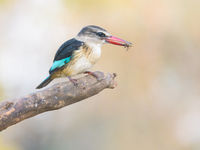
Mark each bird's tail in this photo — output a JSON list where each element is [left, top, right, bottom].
[[36, 75, 53, 89]]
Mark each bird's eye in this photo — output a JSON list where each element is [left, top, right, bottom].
[[96, 32, 106, 37]]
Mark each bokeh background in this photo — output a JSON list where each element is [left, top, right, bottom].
[[0, 0, 200, 150]]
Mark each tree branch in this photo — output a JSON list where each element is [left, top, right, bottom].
[[0, 71, 117, 132]]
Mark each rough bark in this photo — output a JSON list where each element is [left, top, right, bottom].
[[0, 71, 117, 132]]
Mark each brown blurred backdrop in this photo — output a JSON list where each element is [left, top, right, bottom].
[[0, 0, 200, 150]]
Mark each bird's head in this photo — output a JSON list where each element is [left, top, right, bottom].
[[76, 25, 132, 48]]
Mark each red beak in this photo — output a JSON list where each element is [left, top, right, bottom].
[[106, 36, 132, 47]]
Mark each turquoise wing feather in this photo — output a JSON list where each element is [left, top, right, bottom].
[[50, 56, 71, 72]]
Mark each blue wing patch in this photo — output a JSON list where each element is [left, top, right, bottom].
[[50, 57, 71, 72]]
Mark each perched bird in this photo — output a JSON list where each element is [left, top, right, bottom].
[[36, 25, 132, 89]]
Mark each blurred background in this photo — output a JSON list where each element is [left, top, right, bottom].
[[0, 0, 200, 149]]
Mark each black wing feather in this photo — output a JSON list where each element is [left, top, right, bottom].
[[49, 38, 84, 74], [53, 38, 84, 61]]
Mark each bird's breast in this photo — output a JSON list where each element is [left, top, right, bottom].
[[65, 45, 101, 75], [76, 44, 101, 65]]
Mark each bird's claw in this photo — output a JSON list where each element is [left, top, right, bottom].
[[84, 71, 102, 81], [68, 77, 78, 87]]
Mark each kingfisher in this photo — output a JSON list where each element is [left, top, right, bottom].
[[36, 25, 132, 89]]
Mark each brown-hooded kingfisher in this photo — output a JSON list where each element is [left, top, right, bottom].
[[36, 25, 132, 89]]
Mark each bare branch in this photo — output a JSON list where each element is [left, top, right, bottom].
[[0, 71, 117, 132]]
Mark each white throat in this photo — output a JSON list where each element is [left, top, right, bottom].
[[87, 42, 102, 58], [75, 36, 102, 57]]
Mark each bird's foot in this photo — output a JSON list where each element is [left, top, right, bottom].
[[84, 71, 102, 81], [68, 76, 78, 86]]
